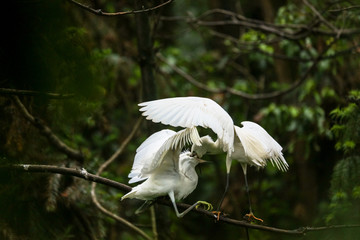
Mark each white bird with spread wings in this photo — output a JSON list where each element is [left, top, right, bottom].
[[122, 127, 212, 218], [138, 96, 288, 221]]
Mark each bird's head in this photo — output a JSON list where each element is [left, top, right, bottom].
[[180, 151, 207, 168], [179, 151, 207, 180]]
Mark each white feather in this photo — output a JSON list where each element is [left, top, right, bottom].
[[139, 97, 288, 173], [123, 128, 206, 218], [139, 97, 235, 154], [234, 121, 288, 171], [128, 129, 176, 183], [128, 127, 202, 184]]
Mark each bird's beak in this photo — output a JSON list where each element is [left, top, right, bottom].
[[198, 159, 208, 164]]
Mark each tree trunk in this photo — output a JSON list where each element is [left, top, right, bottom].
[[134, 0, 157, 102]]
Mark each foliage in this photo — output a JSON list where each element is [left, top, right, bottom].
[[326, 91, 360, 223]]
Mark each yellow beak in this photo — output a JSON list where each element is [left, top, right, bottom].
[[198, 159, 208, 164]]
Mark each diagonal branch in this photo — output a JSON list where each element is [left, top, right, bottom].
[[6, 163, 360, 236], [0, 88, 74, 99], [162, 8, 360, 40], [156, 53, 224, 94], [68, 0, 173, 17], [90, 118, 149, 240], [328, 5, 360, 13], [12, 96, 84, 161], [302, 0, 338, 33]]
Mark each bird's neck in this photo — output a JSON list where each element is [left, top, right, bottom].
[[179, 162, 198, 182], [202, 137, 223, 154]]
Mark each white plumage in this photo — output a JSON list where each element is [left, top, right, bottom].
[[138, 96, 288, 220], [139, 97, 288, 174], [192, 121, 288, 174], [139, 97, 234, 154], [122, 128, 212, 218]]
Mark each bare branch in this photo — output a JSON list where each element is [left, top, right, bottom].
[[161, 8, 360, 40], [68, 0, 173, 17], [150, 206, 158, 240], [328, 5, 360, 13], [156, 53, 223, 94], [302, 0, 338, 32], [95, 118, 142, 174], [0, 88, 74, 99], [90, 118, 149, 240], [5, 164, 360, 235], [8, 164, 131, 191], [12, 96, 84, 161]]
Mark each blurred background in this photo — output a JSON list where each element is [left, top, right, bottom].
[[0, 0, 359, 239]]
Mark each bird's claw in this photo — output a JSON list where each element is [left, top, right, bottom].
[[195, 201, 213, 211], [212, 211, 222, 221], [244, 212, 263, 222]]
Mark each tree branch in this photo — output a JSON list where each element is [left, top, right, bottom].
[[0, 88, 74, 99], [5, 164, 360, 236], [161, 8, 360, 40], [68, 0, 173, 17], [12, 96, 84, 162], [328, 5, 360, 13], [302, 0, 338, 33]]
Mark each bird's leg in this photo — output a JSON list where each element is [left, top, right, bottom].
[[212, 155, 233, 220], [242, 164, 263, 222], [168, 191, 213, 218], [217, 172, 230, 210], [135, 200, 155, 214], [212, 172, 230, 220]]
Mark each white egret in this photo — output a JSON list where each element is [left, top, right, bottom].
[[121, 127, 213, 218], [138, 96, 288, 221]]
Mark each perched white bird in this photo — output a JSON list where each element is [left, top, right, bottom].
[[138, 96, 288, 221], [122, 127, 212, 218]]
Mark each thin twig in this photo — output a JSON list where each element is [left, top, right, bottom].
[[68, 0, 173, 17], [150, 206, 158, 240], [0, 88, 74, 99], [90, 118, 149, 239], [94, 118, 142, 174], [12, 96, 84, 161], [328, 5, 360, 13], [302, 0, 338, 32], [162, 9, 360, 40], [6, 163, 360, 235], [156, 53, 223, 94]]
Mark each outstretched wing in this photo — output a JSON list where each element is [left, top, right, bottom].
[[139, 96, 235, 154], [128, 127, 202, 184], [235, 121, 288, 171], [128, 129, 176, 183], [143, 127, 201, 174]]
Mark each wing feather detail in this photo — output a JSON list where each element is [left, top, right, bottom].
[[128, 127, 202, 184], [139, 97, 235, 154], [235, 121, 288, 171]]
